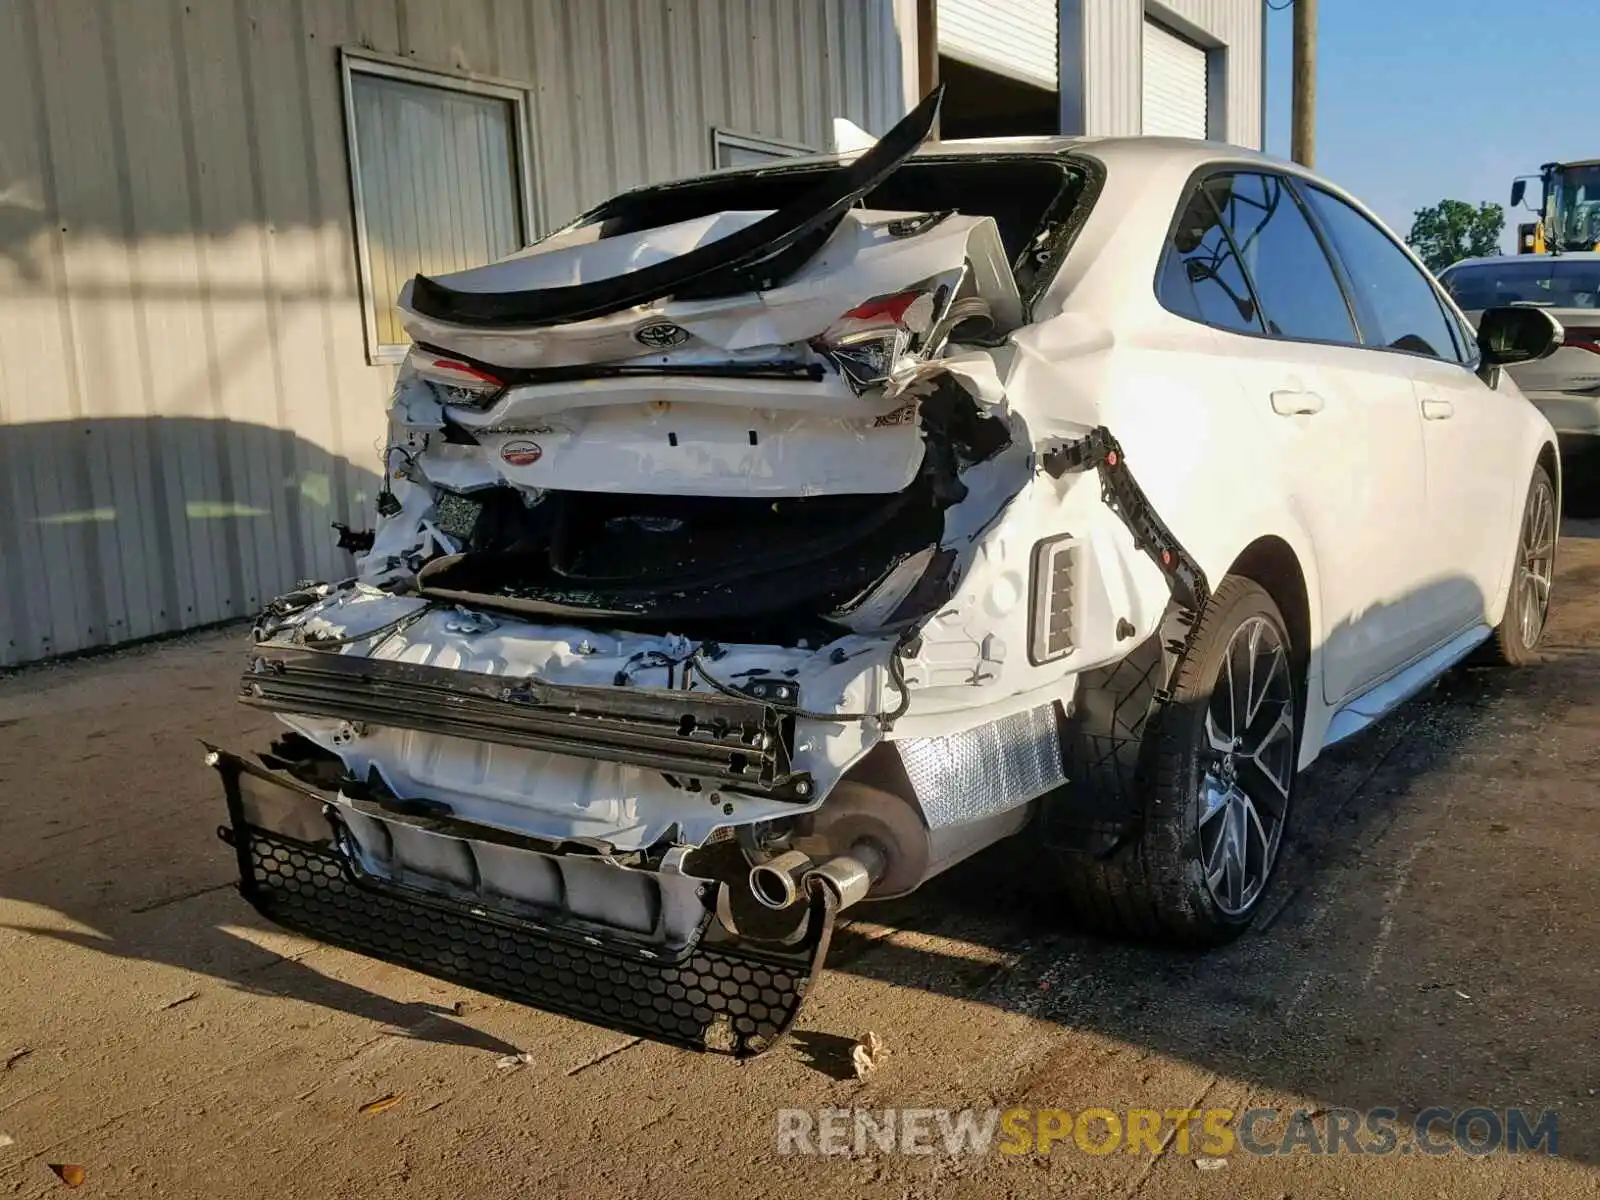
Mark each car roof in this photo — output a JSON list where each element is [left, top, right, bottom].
[[1445, 251, 1600, 270]]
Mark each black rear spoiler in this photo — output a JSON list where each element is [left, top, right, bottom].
[[406, 86, 945, 330]]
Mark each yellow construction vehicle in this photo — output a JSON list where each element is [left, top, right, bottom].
[[1513, 160, 1600, 254]]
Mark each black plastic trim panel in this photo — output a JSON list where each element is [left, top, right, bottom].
[[211, 748, 834, 1057], [240, 646, 813, 800], [1040, 425, 1211, 614]]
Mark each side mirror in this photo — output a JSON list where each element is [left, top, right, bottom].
[[1477, 305, 1564, 366], [1510, 179, 1527, 208]]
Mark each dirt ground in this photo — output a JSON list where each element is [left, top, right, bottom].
[[3, 527, 1598, 1200]]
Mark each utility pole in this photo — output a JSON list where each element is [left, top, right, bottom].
[[1291, 0, 1317, 167], [916, 0, 939, 136]]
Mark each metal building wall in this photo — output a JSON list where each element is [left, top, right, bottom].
[[0, 0, 907, 668], [1071, 0, 1263, 148]]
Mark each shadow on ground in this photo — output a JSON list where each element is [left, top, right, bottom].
[[823, 605, 1598, 1161], [2, 475, 1596, 1161]]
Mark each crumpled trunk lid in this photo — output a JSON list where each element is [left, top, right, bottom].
[[394, 205, 1020, 371], [400, 85, 947, 331]]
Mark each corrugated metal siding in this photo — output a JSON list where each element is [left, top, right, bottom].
[[0, 0, 908, 667], [937, 0, 1058, 90], [1081, 0, 1262, 147]]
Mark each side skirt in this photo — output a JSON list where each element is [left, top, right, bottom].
[[1322, 624, 1493, 748]]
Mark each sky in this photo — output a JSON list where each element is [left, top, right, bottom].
[[1261, 0, 1596, 252]]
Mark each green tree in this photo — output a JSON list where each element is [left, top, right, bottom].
[[1405, 200, 1506, 273]]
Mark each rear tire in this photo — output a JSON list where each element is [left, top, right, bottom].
[[1486, 464, 1555, 667], [1055, 578, 1300, 947]]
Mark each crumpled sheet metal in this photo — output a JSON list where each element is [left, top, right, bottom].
[[396, 207, 1018, 368], [893, 702, 1066, 828]]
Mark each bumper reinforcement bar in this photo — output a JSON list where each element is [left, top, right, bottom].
[[210, 747, 836, 1057], [239, 646, 813, 800]]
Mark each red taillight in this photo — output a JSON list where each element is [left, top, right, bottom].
[[815, 287, 938, 393], [1564, 327, 1600, 354], [429, 357, 504, 386], [840, 290, 923, 324], [405, 348, 507, 408]]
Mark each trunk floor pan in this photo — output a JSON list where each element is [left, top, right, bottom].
[[213, 751, 836, 1057]]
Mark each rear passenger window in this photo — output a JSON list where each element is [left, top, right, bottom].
[[1301, 186, 1467, 362], [1208, 173, 1357, 344], [1158, 185, 1264, 334]]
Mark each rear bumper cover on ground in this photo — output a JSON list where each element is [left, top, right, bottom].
[[209, 748, 836, 1056]]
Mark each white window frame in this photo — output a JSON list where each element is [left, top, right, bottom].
[[340, 48, 540, 365], [710, 127, 813, 170]]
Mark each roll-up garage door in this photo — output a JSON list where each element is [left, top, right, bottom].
[[937, 0, 1058, 90], [1142, 20, 1208, 138]]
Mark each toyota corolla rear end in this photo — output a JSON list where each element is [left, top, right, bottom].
[[207, 93, 1199, 1054]]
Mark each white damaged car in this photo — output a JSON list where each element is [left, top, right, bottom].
[[210, 90, 1564, 1056]]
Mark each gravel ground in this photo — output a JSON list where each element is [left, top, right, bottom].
[[2, 524, 1598, 1200]]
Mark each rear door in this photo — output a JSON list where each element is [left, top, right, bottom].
[[1158, 172, 1431, 705], [1302, 186, 1520, 648]]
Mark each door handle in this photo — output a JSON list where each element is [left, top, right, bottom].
[[1421, 398, 1455, 420], [1270, 389, 1325, 416]]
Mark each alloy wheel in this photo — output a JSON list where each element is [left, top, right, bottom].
[[1518, 478, 1556, 650], [1198, 616, 1296, 916]]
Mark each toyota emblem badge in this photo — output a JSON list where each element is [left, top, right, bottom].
[[634, 321, 691, 348]]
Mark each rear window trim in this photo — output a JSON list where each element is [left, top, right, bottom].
[[1153, 163, 1368, 352], [1153, 161, 1482, 367]]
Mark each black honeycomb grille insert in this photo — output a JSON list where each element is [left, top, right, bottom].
[[236, 826, 830, 1056]]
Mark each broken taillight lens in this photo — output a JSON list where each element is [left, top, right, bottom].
[[405, 347, 507, 407], [814, 288, 938, 393], [841, 290, 926, 324]]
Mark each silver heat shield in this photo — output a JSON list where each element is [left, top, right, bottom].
[[892, 703, 1067, 828]]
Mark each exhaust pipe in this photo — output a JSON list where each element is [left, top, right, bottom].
[[801, 856, 872, 911], [748, 841, 887, 913], [748, 850, 812, 910], [801, 842, 886, 912]]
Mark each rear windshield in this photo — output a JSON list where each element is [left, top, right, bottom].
[[1440, 259, 1600, 310], [568, 157, 1091, 300]]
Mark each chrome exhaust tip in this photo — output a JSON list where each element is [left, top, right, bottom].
[[748, 850, 812, 910], [801, 844, 884, 913]]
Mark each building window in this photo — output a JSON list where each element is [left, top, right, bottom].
[[341, 51, 535, 364], [710, 128, 812, 170]]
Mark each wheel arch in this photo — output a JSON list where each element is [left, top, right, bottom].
[[1487, 439, 1561, 629], [1539, 437, 1562, 580], [1226, 536, 1311, 690], [1537, 439, 1561, 502], [1224, 534, 1317, 764]]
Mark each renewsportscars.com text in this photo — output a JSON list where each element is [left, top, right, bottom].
[[775, 1106, 1559, 1158]]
